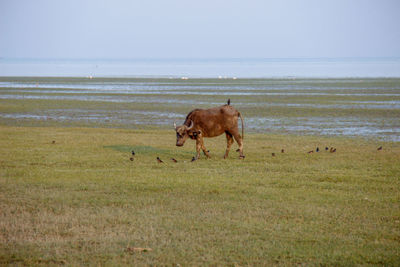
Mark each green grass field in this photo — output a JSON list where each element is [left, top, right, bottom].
[[1, 126, 399, 266]]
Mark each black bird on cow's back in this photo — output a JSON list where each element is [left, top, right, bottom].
[[227, 98, 230, 105], [156, 157, 164, 163]]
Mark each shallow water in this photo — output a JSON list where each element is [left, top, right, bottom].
[[0, 77, 399, 141]]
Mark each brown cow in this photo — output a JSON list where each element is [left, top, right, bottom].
[[174, 100, 244, 160]]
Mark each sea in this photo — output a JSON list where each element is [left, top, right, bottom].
[[1, 57, 400, 78]]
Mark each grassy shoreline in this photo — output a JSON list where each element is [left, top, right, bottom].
[[1, 125, 399, 265]]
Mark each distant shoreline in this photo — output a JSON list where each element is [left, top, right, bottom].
[[1, 76, 400, 80]]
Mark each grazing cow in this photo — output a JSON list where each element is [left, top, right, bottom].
[[174, 100, 244, 160]]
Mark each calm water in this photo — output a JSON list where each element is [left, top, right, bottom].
[[1, 58, 400, 78], [1, 77, 399, 141]]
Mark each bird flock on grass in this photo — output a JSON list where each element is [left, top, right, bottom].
[[126, 145, 384, 164]]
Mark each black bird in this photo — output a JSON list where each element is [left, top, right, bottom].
[[156, 157, 164, 163], [131, 150, 135, 156], [272, 153, 275, 157], [191, 156, 196, 162], [281, 149, 285, 153], [377, 146, 382, 151], [52, 140, 56, 144], [316, 147, 319, 152], [130, 157, 134, 161], [325, 147, 329, 151], [227, 98, 231, 105], [171, 158, 178, 163]]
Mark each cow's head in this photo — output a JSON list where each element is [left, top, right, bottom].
[[174, 120, 194, 146]]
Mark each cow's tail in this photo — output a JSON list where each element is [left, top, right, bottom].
[[239, 112, 244, 139]]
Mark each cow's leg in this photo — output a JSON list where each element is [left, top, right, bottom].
[[196, 136, 210, 159], [201, 143, 211, 158], [232, 132, 245, 159], [195, 139, 202, 160], [224, 132, 234, 159]]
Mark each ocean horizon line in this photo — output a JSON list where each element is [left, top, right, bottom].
[[1, 56, 400, 61], [2, 75, 400, 79]]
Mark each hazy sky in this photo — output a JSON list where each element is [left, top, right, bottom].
[[1, 0, 399, 59]]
